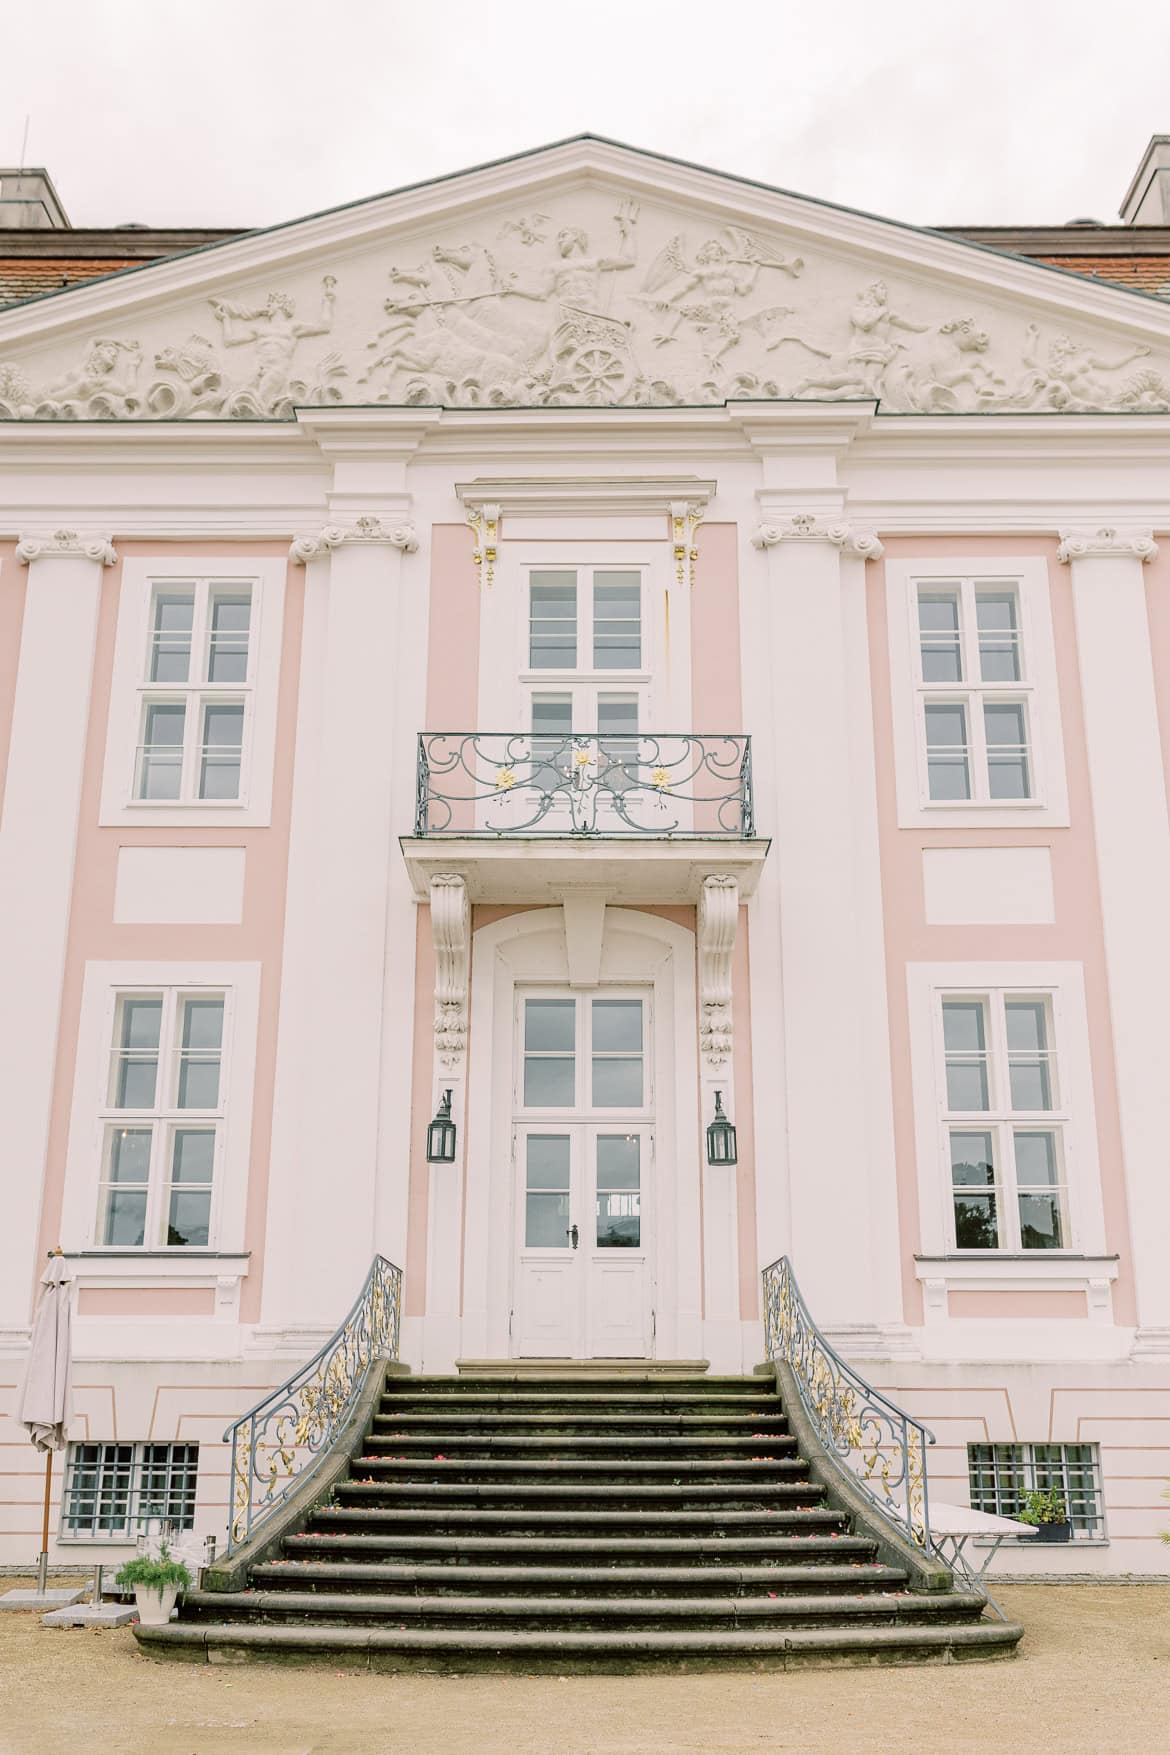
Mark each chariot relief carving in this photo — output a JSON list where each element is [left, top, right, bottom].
[[1, 193, 1168, 416]]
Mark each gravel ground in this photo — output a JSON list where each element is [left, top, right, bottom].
[[0, 1580, 1167, 1755]]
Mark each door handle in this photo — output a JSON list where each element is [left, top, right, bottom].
[[567, 1223, 579, 1250]]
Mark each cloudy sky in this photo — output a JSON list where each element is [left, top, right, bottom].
[[8, 0, 1170, 232]]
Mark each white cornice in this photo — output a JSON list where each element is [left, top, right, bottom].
[[456, 476, 716, 516], [3, 138, 1170, 349]]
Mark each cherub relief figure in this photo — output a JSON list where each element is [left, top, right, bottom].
[[638, 228, 804, 366], [791, 280, 928, 398], [209, 277, 337, 411], [37, 336, 143, 415], [1011, 324, 1152, 410]]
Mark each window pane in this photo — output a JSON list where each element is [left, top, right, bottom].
[[953, 1192, 999, 1249], [596, 1135, 640, 1247], [138, 702, 186, 800], [171, 1127, 215, 1183], [177, 1061, 220, 1109], [525, 1000, 575, 1052], [121, 997, 162, 1050], [593, 574, 641, 670], [526, 1192, 570, 1247], [592, 1057, 643, 1107], [918, 591, 963, 682], [592, 1000, 643, 1052], [150, 592, 194, 683], [531, 697, 573, 736], [182, 998, 224, 1052], [924, 703, 970, 800], [523, 1056, 575, 1106], [1018, 1191, 1064, 1250], [199, 702, 244, 800], [167, 1188, 211, 1247], [177, 999, 223, 1108], [102, 1187, 147, 1247], [597, 699, 639, 739], [108, 1127, 152, 1183], [596, 1133, 640, 1189], [984, 702, 1030, 799], [526, 1133, 570, 1190], [529, 573, 577, 668], [206, 593, 251, 683], [114, 999, 162, 1108], [1014, 1130, 1059, 1185], [977, 592, 1021, 682], [943, 1002, 986, 1053], [943, 1001, 989, 1110], [950, 1130, 996, 1186]]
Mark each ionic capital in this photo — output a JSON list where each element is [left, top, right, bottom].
[[751, 514, 883, 559], [1057, 526, 1158, 565], [16, 528, 117, 566], [291, 515, 419, 564]]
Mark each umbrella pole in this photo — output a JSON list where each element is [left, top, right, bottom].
[[36, 1450, 52, 1596]]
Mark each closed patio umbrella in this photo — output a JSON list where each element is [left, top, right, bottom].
[[17, 1250, 73, 1595]]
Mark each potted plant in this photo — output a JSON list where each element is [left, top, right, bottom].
[[115, 1541, 192, 1626], [1018, 1486, 1072, 1543]]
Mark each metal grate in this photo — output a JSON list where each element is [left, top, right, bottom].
[[61, 1441, 199, 1540], [967, 1442, 1105, 1539]]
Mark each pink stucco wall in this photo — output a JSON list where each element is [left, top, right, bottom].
[[34, 541, 304, 1324], [869, 537, 1134, 1326], [0, 543, 27, 821]]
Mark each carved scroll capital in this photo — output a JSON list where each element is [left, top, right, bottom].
[[430, 873, 470, 1071], [291, 515, 419, 564], [698, 874, 739, 1070], [1057, 526, 1158, 564], [752, 515, 883, 559], [17, 528, 117, 566], [465, 502, 501, 590]]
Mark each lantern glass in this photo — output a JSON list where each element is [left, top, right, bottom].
[[427, 1090, 457, 1163], [706, 1090, 737, 1166]]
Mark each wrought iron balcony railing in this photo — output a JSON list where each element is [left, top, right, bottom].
[[763, 1255, 936, 1553], [415, 731, 754, 838]]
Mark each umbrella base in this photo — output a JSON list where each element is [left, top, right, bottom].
[[42, 1602, 137, 1628], [0, 1588, 85, 1611]]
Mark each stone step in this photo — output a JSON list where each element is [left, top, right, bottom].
[[333, 1478, 815, 1511], [371, 1411, 790, 1432], [283, 1531, 875, 1563], [454, 1359, 714, 1377], [135, 1619, 1023, 1672], [379, 1393, 781, 1413], [245, 1559, 911, 1598], [344, 1453, 800, 1479], [307, 1505, 840, 1537], [392, 1375, 759, 1395], [356, 1433, 797, 1457], [180, 1587, 986, 1632]]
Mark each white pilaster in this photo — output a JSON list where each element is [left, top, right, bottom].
[[1060, 526, 1170, 1347], [0, 530, 114, 1326]]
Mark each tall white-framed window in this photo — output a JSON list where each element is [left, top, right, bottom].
[[886, 558, 1068, 828], [100, 556, 286, 827], [940, 990, 1069, 1252], [136, 579, 253, 802], [96, 988, 229, 1249]]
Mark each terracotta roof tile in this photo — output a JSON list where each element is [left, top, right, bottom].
[[0, 257, 142, 306], [1035, 255, 1170, 296]]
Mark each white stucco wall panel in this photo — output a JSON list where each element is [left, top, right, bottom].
[[113, 846, 246, 924], [922, 846, 1055, 925]]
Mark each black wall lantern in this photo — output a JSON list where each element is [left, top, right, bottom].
[[706, 1090, 737, 1165], [426, 1089, 457, 1163]]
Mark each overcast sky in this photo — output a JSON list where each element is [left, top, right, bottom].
[[8, 0, 1170, 232]]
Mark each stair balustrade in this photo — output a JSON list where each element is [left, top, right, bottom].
[[222, 1255, 402, 1553], [762, 1255, 935, 1552]]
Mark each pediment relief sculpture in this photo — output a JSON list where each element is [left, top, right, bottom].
[[2, 194, 1169, 418]]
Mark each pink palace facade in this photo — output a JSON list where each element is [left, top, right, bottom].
[[2, 137, 1170, 1577]]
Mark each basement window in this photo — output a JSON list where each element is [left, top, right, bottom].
[[967, 1442, 1105, 1540], [60, 1442, 199, 1540]]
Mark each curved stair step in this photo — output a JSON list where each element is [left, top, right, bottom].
[[245, 1559, 911, 1596]]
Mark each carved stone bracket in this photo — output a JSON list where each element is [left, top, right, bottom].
[[669, 499, 706, 588], [16, 528, 117, 566], [1057, 526, 1159, 564], [465, 502, 500, 590], [752, 514, 883, 559], [290, 515, 419, 564], [697, 874, 739, 1070], [430, 873, 470, 1071]]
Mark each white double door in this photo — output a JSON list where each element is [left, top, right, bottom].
[[512, 988, 654, 1358]]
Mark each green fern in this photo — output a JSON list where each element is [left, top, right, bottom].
[[115, 1539, 192, 1592]]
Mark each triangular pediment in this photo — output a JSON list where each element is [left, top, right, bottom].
[[3, 136, 1170, 417]]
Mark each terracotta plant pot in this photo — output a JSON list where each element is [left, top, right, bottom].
[[133, 1582, 180, 1625]]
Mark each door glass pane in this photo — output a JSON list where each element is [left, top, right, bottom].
[[924, 703, 970, 800], [138, 702, 186, 800], [525, 1134, 571, 1247], [595, 1134, 641, 1247], [529, 574, 577, 668], [976, 591, 1021, 682], [199, 702, 244, 800], [150, 592, 194, 682], [523, 999, 576, 1105], [206, 593, 251, 683], [942, 1000, 989, 1110], [531, 696, 572, 793], [984, 701, 1030, 799], [918, 591, 962, 682], [592, 999, 643, 1106], [592, 1001, 643, 1052], [593, 573, 641, 669], [113, 998, 163, 1107], [597, 697, 640, 794]]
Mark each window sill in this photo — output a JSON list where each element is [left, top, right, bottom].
[[972, 1536, 1109, 1548], [65, 1251, 249, 1293], [915, 1254, 1118, 1284]]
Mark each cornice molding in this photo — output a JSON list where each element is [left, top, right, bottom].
[[16, 527, 117, 566], [1057, 525, 1159, 564], [455, 476, 716, 516], [290, 514, 419, 563], [752, 514, 884, 558]]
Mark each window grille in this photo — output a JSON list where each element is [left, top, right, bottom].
[[967, 1442, 1105, 1539], [61, 1442, 199, 1540]]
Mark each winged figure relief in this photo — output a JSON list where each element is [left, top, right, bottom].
[[635, 229, 811, 366]]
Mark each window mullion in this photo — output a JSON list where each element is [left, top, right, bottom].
[[579, 567, 592, 673]]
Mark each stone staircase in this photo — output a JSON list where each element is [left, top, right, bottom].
[[136, 1371, 1023, 1670]]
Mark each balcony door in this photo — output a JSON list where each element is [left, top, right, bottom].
[[512, 991, 653, 1357]]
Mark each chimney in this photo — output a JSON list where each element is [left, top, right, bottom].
[[1120, 137, 1170, 225], [0, 168, 70, 229]]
